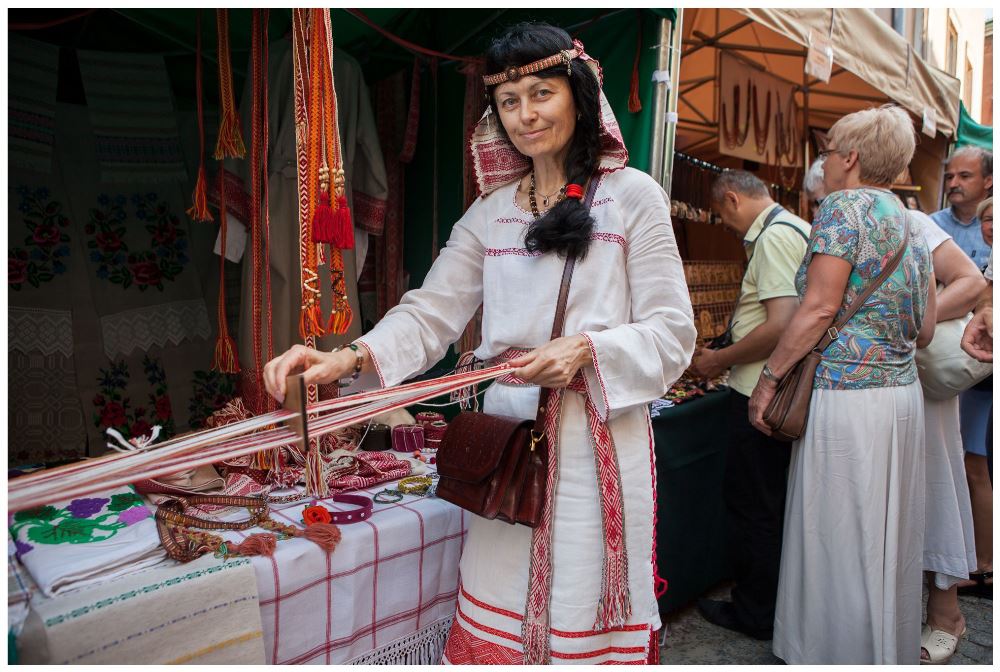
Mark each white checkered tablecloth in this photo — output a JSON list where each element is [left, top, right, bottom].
[[220, 469, 468, 665]]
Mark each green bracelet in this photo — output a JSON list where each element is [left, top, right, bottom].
[[374, 489, 403, 504]]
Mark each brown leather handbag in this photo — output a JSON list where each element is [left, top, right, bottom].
[[763, 215, 911, 441], [436, 178, 598, 527]]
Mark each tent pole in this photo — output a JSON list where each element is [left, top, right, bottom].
[[802, 66, 811, 216], [662, 9, 684, 197], [649, 16, 671, 186]]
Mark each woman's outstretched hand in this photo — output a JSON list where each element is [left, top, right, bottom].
[[263, 344, 359, 404], [508, 334, 594, 389]]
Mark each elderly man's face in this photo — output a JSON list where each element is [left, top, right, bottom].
[[944, 154, 992, 208]]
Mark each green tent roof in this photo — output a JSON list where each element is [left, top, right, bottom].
[[956, 101, 992, 150]]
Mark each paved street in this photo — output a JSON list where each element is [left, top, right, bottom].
[[660, 582, 992, 665]]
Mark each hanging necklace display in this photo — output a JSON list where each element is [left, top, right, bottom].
[[781, 94, 799, 166], [751, 83, 771, 156], [528, 171, 566, 216], [720, 79, 751, 149]]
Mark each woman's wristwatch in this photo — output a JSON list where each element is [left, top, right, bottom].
[[760, 364, 780, 384]]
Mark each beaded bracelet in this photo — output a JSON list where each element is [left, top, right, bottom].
[[397, 475, 433, 495], [335, 343, 364, 388], [374, 489, 404, 504]]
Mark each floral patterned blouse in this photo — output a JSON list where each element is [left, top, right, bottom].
[[795, 188, 932, 390]]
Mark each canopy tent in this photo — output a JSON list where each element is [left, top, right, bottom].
[[672, 8, 961, 215], [957, 101, 993, 150]]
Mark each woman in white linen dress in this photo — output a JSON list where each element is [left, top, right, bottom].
[[912, 211, 984, 663], [264, 23, 695, 665]]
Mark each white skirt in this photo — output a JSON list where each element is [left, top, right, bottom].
[[442, 381, 660, 665], [773, 382, 925, 665], [923, 395, 978, 589]]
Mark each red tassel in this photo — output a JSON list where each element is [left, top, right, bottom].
[[332, 195, 354, 249], [303, 522, 342, 553], [628, 12, 643, 113], [232, 533, 277, 557], [312, 191, 336, 243]]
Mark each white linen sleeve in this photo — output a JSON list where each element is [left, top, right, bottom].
[[354, 202, 486, 388], [581, 176, 696, 420]]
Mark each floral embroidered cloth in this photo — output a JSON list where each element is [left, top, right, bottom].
[[9, 486, 165, 596], [795, 188, 932, 390]]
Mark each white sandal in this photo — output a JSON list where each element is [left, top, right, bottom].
[[920, 623, 967, 664]]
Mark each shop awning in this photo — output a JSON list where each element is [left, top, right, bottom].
[[736, 9, 961, 136], [675, 8, 962, 164], [957, 101, 993, 150]]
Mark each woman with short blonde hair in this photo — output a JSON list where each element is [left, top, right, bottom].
[[749, 105, 936, 664], [826, 104, 916, 185]]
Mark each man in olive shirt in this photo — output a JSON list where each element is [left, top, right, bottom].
[[689, 170, 810, 640]]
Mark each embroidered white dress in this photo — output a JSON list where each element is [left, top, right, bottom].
[[356, 167, 695, 664]]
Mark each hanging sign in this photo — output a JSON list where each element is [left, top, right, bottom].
[[804, 30, 834, 83], [922, 107, 938, 138], [718, 52, 800, 167]]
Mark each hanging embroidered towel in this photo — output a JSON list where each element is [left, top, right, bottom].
[[9, 485, 165, 596], [76, 50, 188, 183], [8, 35, 59, 175]]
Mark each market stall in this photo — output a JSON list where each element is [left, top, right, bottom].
[[667, 8, 961, 220], [12, 471, 464, 665]]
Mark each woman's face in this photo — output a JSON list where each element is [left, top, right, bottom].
[[494, 75, 576, 164], [981, 205, 993, 247], [820, 145, 850, 194]]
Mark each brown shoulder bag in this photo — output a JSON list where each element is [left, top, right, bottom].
[[435, 177, 599, 527], [763, 214, 911, 441]]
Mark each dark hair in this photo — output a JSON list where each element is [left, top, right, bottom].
[[710, 170, 770, 204], [485, 22, 601, 259]]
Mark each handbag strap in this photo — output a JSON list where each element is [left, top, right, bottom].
[[811, 209, 911, 354], [533, 176, 601, 431]]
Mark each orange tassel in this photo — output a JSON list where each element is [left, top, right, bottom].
[[299, 303, 325, 340], [303, 523, 342, 553], [215, 111, 247, 159], [211, 334, 240, 374], [186, 165, 214, 222], [232, 533, 277, 557], [312, 191, 336, 243], [331, 195, 354, 249]]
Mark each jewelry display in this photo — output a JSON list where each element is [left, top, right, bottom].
[[751, 84, 771, 155], [721, 79, 751, 149]]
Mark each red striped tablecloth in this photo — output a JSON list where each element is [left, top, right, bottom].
[[221, 469, 467, 665]]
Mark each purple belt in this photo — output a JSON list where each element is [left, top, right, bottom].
[[314, 494, 373, 524]]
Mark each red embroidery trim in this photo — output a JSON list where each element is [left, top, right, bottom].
[[459, 583, 648, 636], [353, 338, 385, 388], [484, 247, 541, 257], [352, 190, 388, 236], [591, 232, 629, 255]]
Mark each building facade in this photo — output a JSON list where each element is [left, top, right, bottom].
[[874, 8, 987, 123]]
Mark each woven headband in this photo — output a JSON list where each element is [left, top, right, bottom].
[[482, 46, 581, 86]]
